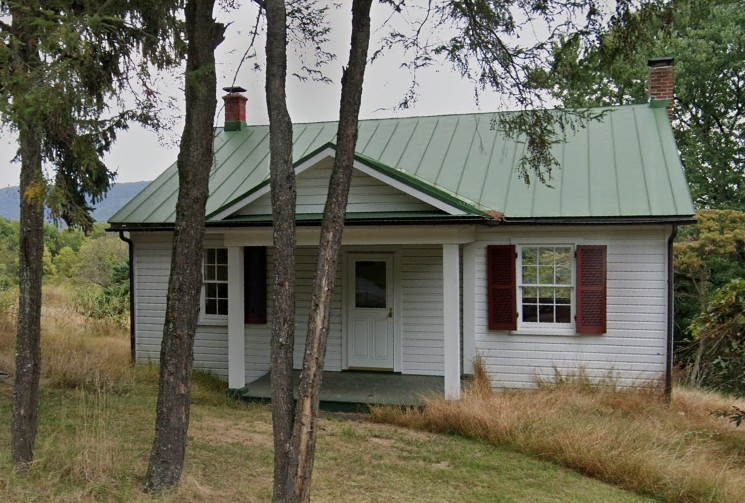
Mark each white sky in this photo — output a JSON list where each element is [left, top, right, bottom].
[[0, 1, 537, 188]]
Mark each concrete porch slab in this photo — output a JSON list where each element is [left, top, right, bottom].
[[236, 370, 444, 409]]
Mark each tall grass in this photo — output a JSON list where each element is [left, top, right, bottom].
[[0, 285, 134, 392], [372, 361, 745, 503]]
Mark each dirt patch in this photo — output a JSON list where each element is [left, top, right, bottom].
[[190, 416, 273, 449], [369, 436, 395, 447]]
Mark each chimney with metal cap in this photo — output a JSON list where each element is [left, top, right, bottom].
[[222, 86, 247, 131], [648, 57, 674, 120]]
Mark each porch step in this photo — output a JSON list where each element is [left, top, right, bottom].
[[234, 370, 444, 411]]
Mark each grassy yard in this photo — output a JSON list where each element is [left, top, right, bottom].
[[0, 287, 741, 501], [372, 368, 745, 503], [0, 380, 655, 503]]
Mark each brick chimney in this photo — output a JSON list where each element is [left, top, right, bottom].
[[647, 57, 674, 120], [222, 86, 248, 131]]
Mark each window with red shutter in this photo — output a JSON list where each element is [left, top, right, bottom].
[[244, 247, 267, 324], [576, 245, 607, 334], [518, 246, 573, 326], [487, 245, 517, 330]]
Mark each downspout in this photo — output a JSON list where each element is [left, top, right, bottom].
[[665, 224, 678, 402], [118, 231, 136, 365]]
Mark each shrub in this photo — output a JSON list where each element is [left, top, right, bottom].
[[687, 278, 745, 396], [73, 283, 129, 328]]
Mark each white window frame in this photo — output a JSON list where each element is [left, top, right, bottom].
[[516, 244, 576, 334], [200, 247, 229, 325]]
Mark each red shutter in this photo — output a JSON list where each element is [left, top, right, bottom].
[[244, 247, 267, 324], [487, 245, 516, 331], [576, 245, 607, 334]]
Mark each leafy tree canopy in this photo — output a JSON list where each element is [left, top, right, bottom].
[[539, 0, 745, 209]]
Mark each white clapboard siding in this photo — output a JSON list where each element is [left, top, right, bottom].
[[470, 226, 670, 388], [399, 246, 444, 375], [243, 245, 446, 381], [237, 158, 434, 215], [132, 233, 229, 378], [243, 246, 344, 382]]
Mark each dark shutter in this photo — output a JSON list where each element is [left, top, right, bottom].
[[576, 245, 607, 334], [244, 247, 267, 324], [487, 245, 517, 331]]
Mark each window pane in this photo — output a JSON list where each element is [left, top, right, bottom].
[[206, 283, 216, 299], [555, 248, 572, 266], [539, 248, 556, 266], [556, 305, 571, 323], [206, 248, 215, 264], [539, 288, 554, 302], [216, 248, 228, 264], [205, 265, 216, 281], [217, 265, 228, 281], [539, 305, 554, 323], [217, 283, 228, 299], [538, 266, 554, 284], [522, 247, 537, 265], [205, 298, 217, 315], [522, 304, 538, 322], [556, 288, 571, 304], [522, 265, 537, 285], [355, 261, 386, 308], [218, 300, 229, 316], [522, 286, 537, 303], [555, 266, 571, 285]]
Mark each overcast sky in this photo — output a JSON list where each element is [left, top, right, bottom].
[[0, 2, 529, 188]]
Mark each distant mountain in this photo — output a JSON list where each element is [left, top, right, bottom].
[[0, 181, 150, 223]]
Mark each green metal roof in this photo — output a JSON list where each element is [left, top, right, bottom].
[[109, 103, 694, 225]]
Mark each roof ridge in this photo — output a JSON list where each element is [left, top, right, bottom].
[[226, 102, 653, 128]]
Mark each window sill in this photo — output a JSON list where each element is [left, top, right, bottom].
[[198, 317, 229, 327], [509, 327, 579, 337]]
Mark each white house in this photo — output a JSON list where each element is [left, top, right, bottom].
[[109, 58, 694, 401]]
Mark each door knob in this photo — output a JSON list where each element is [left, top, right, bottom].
[[388, 307, 393, 318]]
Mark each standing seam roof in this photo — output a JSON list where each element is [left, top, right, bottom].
[[109, 104, 695, 224]]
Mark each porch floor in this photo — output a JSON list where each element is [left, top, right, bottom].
[[236, 370, 444, 409]]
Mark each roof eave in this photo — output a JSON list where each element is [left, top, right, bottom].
[[494, 215, 696, 226]]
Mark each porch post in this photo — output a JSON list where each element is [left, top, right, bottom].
[[443, 244, 461, 400], [227, 246, 245, 389], [462, 242, 477, 375]]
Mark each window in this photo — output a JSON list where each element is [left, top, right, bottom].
[[201, 247, 267, 324], [519, 246, 573, 326], [203, 248, 229, 317], [487, 244, 607, 334]]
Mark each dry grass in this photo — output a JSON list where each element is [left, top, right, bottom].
[[371, 362, 745, 503], [0, 285, 134, 392], [0, 286, 656, 502]]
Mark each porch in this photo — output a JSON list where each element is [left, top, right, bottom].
[[221, 227, 478, 401], [235, 370, 445, 410]]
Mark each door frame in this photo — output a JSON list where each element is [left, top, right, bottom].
[[342, 251, 402, 372]]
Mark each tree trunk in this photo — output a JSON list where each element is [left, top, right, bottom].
[[10, 0, 44, 467], [264, 1, 297, 501], [143, 0, 224, 492], [288, 1, 373, 500], [11, 125, 44, 466], [688, 274, 709, 387]]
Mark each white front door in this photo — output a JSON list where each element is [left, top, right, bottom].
[[347, 254, 394, 370]]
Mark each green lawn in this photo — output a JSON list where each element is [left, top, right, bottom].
[[0, 377, 655, 502]]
